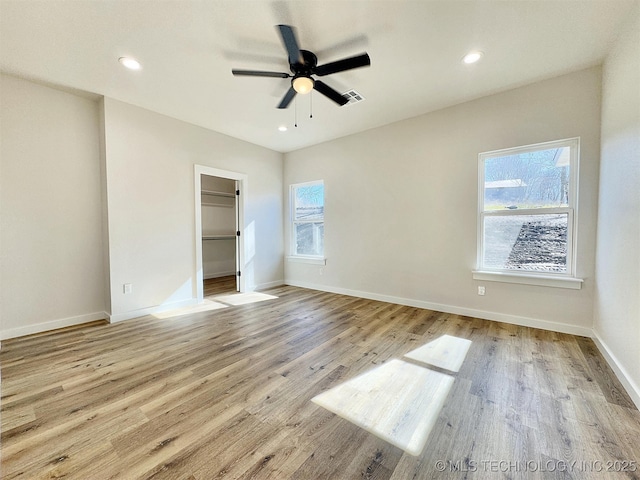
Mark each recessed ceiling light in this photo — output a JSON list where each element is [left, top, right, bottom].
[[462, 51, 483, 64], [118, 57, 141, 70], [278, 125, 288, 132]]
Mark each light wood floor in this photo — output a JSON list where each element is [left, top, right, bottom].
[[204, 275, 237, 297], [2, 286, 639, 479]]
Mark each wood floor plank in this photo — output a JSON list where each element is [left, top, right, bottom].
[[575, 335, 636, 409], [2, 286, 639, 479], [2, 404, 147, 478], [204, 275, 237, 297], [36, 440, 119, 480], [0, 405, 36, 432], [236, 406, 339, 479]]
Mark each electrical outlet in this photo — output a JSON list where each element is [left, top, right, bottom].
[[123, 283, 133, 294], [319, 267, 324, 276], [478, 286, 485, 296]]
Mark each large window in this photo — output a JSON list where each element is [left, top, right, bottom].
[[477, 138, 579, 279], [291, 181, 324, 258]]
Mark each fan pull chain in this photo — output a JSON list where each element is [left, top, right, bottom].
[[310, 92, 313, 119], [294, 96, 298, 128]]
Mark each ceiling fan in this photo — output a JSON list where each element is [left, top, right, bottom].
[[232, 25, 371, 109]]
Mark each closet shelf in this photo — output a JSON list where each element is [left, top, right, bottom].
[[202, 202, 234, 207], [201, 190, 235, 198], [201, 190, 235, 207], [203, 234, 236, 240]]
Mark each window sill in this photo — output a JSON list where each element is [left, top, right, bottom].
[[472, 270, 583, 289], [287, 255, 326, 265]]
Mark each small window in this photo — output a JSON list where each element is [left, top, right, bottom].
[[477, 138, 579, 276], [291, 181, 324, 257]]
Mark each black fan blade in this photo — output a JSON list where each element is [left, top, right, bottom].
[[232, 69, 290, 78], [277, 86, 297, 109], [314, 53, 371, 76], [313, 80, 348, 106], [277, 25, 303, 65]]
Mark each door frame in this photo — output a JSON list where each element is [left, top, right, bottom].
[[194, 165, 247, 302]]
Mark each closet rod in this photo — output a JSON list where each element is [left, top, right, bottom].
[[202, 235, 236, 240]]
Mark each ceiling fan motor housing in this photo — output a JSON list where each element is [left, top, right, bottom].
[[291, 50, 317, 92], [292, 50, 318, 75]]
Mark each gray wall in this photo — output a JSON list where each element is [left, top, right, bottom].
[[594, 8, 640, 406], [102, 98, 284, 321], [284, 67, 602, 335], [0, 76, 284, 337], [0, 75, 105, 338]]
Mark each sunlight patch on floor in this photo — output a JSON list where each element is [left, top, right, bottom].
[[404, 334, 472, 372], [312, 358, 454, 456], [152, 299, 229, 319], [312, 335, 473, 456], [212, 292, 279, 306], [152, 292, 278, 320]]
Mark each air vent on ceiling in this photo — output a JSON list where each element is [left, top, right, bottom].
[[341, 89, 365, 105]]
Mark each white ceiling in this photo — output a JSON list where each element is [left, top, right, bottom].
[[1, 0, 636, 153]]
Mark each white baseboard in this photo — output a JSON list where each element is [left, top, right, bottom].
[[109, 298, 199, 323], [286, 280, 640, 409], [591, 331, 640, 410], [4, 281, 636, 411], [284, 280, 593, 337], [0, 311, 108, 341], [254, 279, 285, 291]]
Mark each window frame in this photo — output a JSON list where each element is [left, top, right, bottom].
[[474, 138, 582, 288], [288, 180, 326, 263]]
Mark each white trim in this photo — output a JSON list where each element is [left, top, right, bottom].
[[194, 165, 247, 303], [290, 180, 324, 257], [479, 137, 580, 162], [591, 331, 640, 410], [472, 270, 583, 289], [109, 298, 198, 323], [286, 255, 327, 265], [0, 311, 107, 340], [482, 206, 572, 217], [477, 137, 580, 277], [284, 280, 592, 337], [254, 279, 285, 291]]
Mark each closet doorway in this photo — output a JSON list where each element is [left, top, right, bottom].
[[194, 165, 246, 303]]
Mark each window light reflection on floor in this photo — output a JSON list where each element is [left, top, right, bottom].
[[152, 299, 229, 319], [404, 334, 472, 373], [212, 292, 278, 306], [312, 335, 472, 456], [152, 292, 279, 320]]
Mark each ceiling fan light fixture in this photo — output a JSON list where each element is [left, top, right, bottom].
[[292, 76, 314, 94]]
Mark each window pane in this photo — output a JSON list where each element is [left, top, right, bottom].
[[483, 214, 568, 273], [484, 147, 570, 210], [295, 222, 324, 256], [294, 184, 324, 220]]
